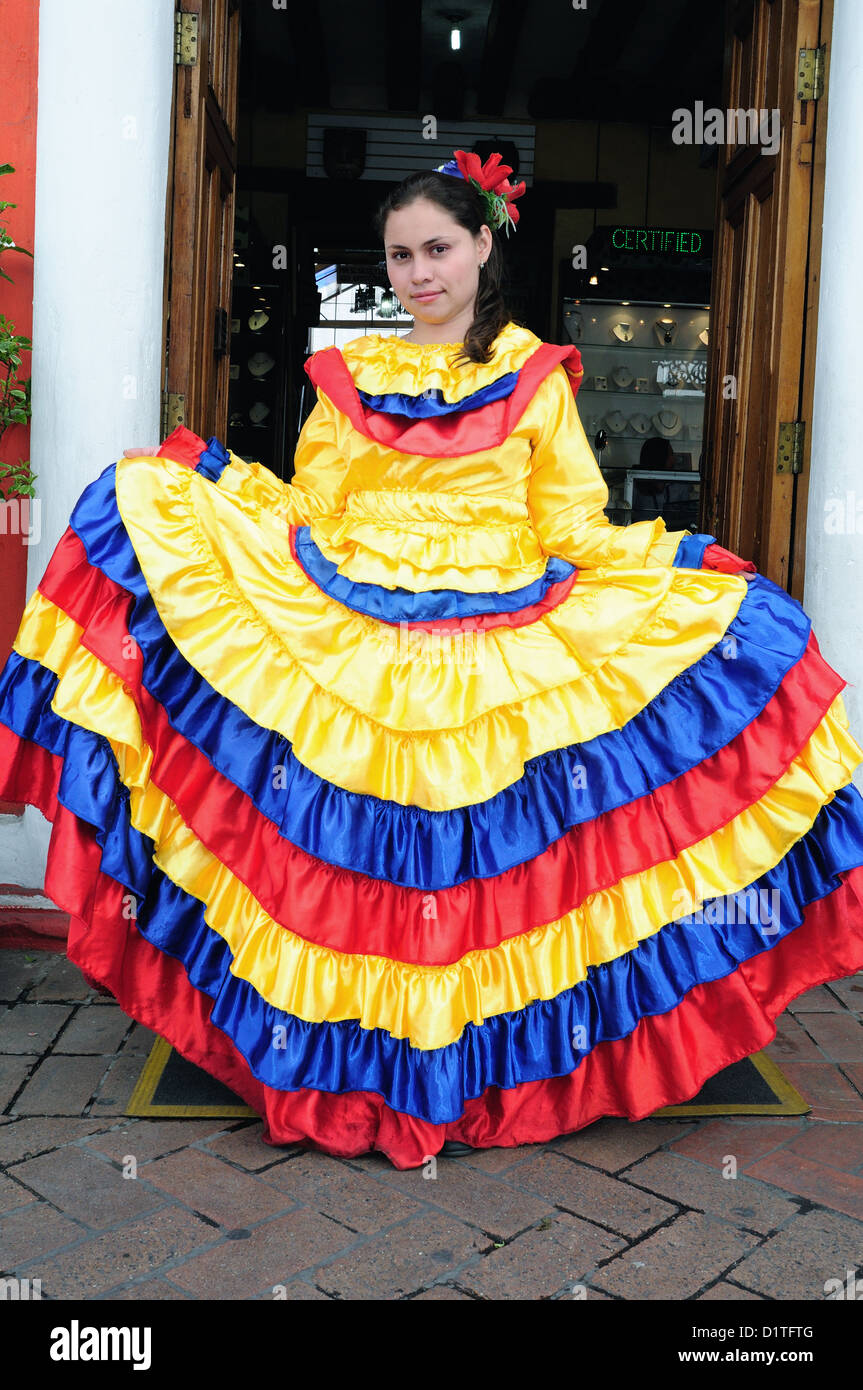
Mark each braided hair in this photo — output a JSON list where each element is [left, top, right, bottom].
[[373, 169, 515, 368]]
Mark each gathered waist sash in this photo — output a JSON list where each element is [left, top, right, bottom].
[[342, 488, 530, 528]]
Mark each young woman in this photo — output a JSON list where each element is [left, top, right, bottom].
[[3, 150, 863, 1170]]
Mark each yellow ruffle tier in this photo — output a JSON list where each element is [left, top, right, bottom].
[[210, 343, 693, 593], [339, 321, 543, 403], [14, 590, 863, 1048], [308, 488, 550, 593], [107, 453, 748, 810]]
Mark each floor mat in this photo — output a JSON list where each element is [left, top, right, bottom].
[[128, 1036, 810, 1121]]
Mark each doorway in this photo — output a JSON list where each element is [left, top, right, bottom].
[[165, 0, 831, 595]]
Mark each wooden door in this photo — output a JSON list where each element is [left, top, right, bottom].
[[702, 0, 831, 599], [162, 0, 241, 442]]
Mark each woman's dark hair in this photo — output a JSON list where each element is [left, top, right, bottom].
[[373, 169, 515, 366]]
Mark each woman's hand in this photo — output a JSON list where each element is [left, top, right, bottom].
[[122, 446, 161, 457]]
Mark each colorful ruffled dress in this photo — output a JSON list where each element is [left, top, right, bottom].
[[3, 320, 863, 1169]]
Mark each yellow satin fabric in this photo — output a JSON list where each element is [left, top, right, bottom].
[[309, 488, 551, 593], [209, 323, 692, 593], [15, 592, 863, 1048], [111, 452, 747, 810], [341, 323, 547, 403], [525, 365, 693, 571]]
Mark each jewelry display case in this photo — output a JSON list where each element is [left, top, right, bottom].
[[562, 297, 709, 531], [226, 273, 288, 476]]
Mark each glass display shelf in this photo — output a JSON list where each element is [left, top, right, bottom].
[[563, 295, 708, 533]]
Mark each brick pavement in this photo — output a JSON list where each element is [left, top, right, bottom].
[[1, 948, 863, 1300]]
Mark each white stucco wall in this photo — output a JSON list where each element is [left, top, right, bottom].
[[0, 0, 175, 886], [804, 0, 863, 795]]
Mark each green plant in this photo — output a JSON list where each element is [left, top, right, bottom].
[[0, 163, 35, 500]]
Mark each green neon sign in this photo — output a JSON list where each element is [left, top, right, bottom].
[[611, 227, 703, 254]]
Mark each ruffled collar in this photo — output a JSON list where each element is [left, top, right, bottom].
[[338, 321, 544, 403]]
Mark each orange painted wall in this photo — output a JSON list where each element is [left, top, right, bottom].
[[0, 0, 38, 814], [0, 0, 38, 559]]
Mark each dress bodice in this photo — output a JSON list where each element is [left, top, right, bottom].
[[219, 319, 689, 594]]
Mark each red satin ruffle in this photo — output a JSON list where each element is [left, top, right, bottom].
[[69, 857, 863, 1167], [32, 531, 845, 963], [304, 342, 584, 457], [6, 728, 862, 1170], [702, 542, 757, 574]]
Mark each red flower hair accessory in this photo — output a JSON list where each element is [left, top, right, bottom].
[[435, 148, 526, 237]]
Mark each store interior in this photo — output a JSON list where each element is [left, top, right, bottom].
[[227, 0, 727, 531]]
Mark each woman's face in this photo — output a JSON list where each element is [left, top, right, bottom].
[[383, 198, 492, 331]]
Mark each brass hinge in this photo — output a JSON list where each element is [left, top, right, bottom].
[[777, 421, 805, 475], [161, 391, 186, 437], [174, 11, 199, 67], [797, 45, 826, 101]]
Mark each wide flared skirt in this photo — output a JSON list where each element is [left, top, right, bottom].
[[3, 428, 863, 1170]]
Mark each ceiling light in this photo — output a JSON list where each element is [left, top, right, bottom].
[[443, 9, 466, 52]]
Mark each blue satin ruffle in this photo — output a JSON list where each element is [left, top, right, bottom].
[[194, 436, 231, 482], [355, 370, 519, 418], [180, 433, 711, 577], [133, 784, 863, 1121], [4, 665, 863, 1122], [61, 464, 812, 891], [294, 525, 575, 621], [197, 431, 709, 577], [0, 656, 154, 890], [673, 533, 718, 568], [1, 639, 822, 905]]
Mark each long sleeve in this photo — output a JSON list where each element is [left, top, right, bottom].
[[526, 366, 693, 570], [219, 387, 351, 525]]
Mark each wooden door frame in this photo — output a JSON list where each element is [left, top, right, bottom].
[[790, 0, 832, 602], [161, 0, 241, 441], [701, 0, 830, 599]]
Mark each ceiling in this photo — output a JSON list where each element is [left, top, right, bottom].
[[239, 0, 727, 125]]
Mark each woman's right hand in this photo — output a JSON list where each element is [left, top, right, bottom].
[[122, 446, 161, 457]]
